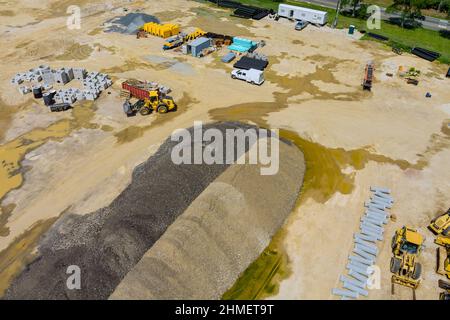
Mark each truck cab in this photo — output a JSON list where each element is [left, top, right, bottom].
[[231, 68, 264, 85]]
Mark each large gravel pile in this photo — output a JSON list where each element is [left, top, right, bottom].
[[4, 122, 260, 300], [110, 136, 305, 299], [104, 13, 159, 34]]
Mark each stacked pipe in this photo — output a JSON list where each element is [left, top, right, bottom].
[[332, 186, 393, 300]]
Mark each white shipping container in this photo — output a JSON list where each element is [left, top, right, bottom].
[[278, 4, 328, 25]]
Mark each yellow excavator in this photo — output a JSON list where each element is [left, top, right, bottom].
[[390, 226, 424, 289], [428, 208, 450, 236]]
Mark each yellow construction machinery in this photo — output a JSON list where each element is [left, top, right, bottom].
[[439, 279, 450, 300], [162, 28, 206, 50], [390, 226, 424, 289], [428, 208, 450, 236], [121, 80, 176, 116], [435, 235, 450, 280], [123, 92, 176, 116]]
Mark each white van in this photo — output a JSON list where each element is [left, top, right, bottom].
[[231, 68, 264, 85]]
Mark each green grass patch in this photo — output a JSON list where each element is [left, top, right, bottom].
[[222, 230, 290, 300], [218, 0, 450, 64]]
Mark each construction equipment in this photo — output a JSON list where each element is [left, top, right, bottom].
[[184, 28, 206, 42], [139, 22, 180, 39], [436, 245, 450, 280], [429, 208, 450, 236], [162, 28, 206, 50], [123, 93, 176, 117], [435, 235, 450, 280], [392, 46, 403, 55], [362, 61, 374, 91], [406, 77, 419, 85], [390, 226, 424, 289], [163, 34, 185, 50], [438, 279, 450, 300], [121, 80, 176, 116], [136, 30, 148, 39]]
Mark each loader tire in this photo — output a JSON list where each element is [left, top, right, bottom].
[[391, 235, 396, 250], [390, 257, 401, 274], [412, 263, 422, 280], [140, 107, 151, 116], [157, 105, 168, 114]]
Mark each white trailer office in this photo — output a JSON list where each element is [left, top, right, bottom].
[[278, 4, 328, 25]]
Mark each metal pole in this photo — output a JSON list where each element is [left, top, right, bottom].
[[332, 0, 343, 28]]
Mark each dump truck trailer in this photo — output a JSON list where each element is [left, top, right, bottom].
[[362, 62, 374, 91], [121, 79, 159, 100]]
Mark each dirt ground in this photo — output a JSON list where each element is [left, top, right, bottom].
[[0, 0, 449, 299]]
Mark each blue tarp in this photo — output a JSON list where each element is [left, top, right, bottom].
[[228, 37, 257, 53]]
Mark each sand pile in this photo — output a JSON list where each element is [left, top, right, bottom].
[[111, 136, 305, 299]]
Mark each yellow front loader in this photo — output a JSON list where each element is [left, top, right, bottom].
[[390, 226, 424, 289], [429, 208, 450, 236], [138, 91, 176, 115]]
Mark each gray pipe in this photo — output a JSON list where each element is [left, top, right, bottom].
[[360, 222, 384, 234], [366, 209, 388, 219], [341, 275, 366, 289], [332, 288, 358, 299], [369, 202, 387, 210], [360, 228, 383, 240], [366, 213, 387, 224], [366, 211, 387, 221], [355, 243, 378, 255], [366, 206, 386, 215], [362, 216, 384, 227], [349, 259, 371, 272], [347, 263, 370, 275], [371, 198, 392, 209], [349, 269, 369, 283], [373, 193, 393, 204], [349, 254, 373, 265], [355, 237, 378, 250], [354, 233, 377, 243], [373, 191, 393, 201], [370, 186, 391, 194], [343, 281, 369, 296], [353, 247, 375, 261]]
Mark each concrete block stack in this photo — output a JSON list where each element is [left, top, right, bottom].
[[10, 73, 25, 85], [64, 67, 74, 81], [41, 69, 55, 85], [82, 72, 112, 100], [18, 86, 31, 95], [10, 65, 112, 107], [73, 68, 87, 80], [54, 68, 70, 85]]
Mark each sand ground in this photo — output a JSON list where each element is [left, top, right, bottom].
[[0, 0, 449, 299]]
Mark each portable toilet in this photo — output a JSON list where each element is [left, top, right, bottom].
[[187, 37, 212, 57], [349, 25, 355, 35]]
